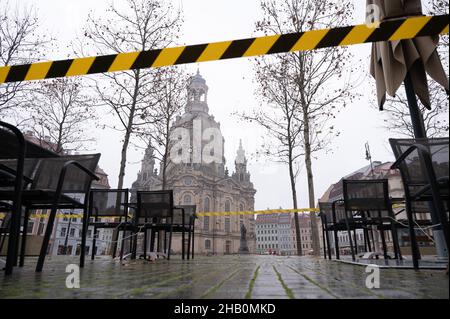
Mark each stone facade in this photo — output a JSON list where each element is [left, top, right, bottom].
[[131, 71, 257, 255]]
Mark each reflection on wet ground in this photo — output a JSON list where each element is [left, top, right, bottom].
[[0, 255, 448, 299]]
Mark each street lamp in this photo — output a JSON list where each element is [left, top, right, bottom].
[[365, 142, 375, 178]]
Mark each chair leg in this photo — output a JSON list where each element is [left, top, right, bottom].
[[36, 204, 58, 272], [187, 221, 192, 260], [112, 227, 120, 259], [120, 230, 125, 261], [80, 208, 89, 268], [150, 230, 156, 252], [143, 228, 148, 259], [19, 207, 31, 267], [191, 221, 195, 259], [405, 201, 420, 268], [321, 228, 327, 259], [334, 229, 340, 260], [91, 226, 97, 261], [167, 225, 173, 260], [182, 227, 185, 260], [164, 230, 167, 254], [325, 230, 332, 260], [379, 226, 388, 260]]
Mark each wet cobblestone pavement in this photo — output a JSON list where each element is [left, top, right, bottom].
[[0, 255, 448, 299]]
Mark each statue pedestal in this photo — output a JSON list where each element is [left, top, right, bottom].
[[238, 224, 250, 254]]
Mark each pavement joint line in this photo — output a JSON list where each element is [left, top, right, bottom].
[[272, 265, 295, 299], [200, 267, 243, 299], [152, 263, 240, 299], [285, 265, 339, 299], [245, 265, 260, 299], [328, 261, 436, 299], [290, 263, 385, 299]]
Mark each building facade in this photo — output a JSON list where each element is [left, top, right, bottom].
[[131, 71, 257, 255], [255, 212, 318, 256]]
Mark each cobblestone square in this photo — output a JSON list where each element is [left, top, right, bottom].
[[0, 255, 448, 299]]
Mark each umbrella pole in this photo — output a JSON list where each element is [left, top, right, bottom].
[[404, 71, 426, 138], [404, 71, 449, 264]]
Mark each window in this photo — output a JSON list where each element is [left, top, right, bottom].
[[69, 228, 75, 237], [204, 197, 210, 212], [183, 194, 192, 204], [60, 227, 67, 237], [225, 200, 231, 212], [203, 216, 210, 231], [225, 217, 230, 232], [205, 239, 211, 250], [239, 203, 244, 211], [27, 222, 34, 234]]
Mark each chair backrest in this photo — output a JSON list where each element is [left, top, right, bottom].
[[389, 138, 449, 188], [173, 205, 196, 225], [89, 189, 129, 219], [333, 201, 347, 222], [343, 179, 391, 212], [0, 158, 41, 188], [31, 154, 100, 194], [137, 190, 174, 221], [318, 202, 333, 225]]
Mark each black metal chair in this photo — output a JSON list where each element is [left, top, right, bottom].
[[318, 200, 353, 260], [389, 138, 449, 269], [0, 154, 101, 271], [132, 190, 174, 260], [0, 158, 40, 260], [172, 205, 197, 260], [342, 179, 402, 262], [82, 189, 133, 266]]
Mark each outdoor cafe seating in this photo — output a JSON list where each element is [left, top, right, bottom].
[[319, 179, 402, 262], [172, 205, 197, 260], [131, 190, 175, 260], [389, 137, 449, 268], [0, 120, 101, 275], [83, 188, 134, 266]]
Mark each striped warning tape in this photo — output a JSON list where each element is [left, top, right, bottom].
[[0, 209, 318, 219], [197, 208, 319, 217], [0, 204, 407, 219], [0, 15, 448, 84], [0, 213, 129, 219]]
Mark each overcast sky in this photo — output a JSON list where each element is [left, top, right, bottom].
[[12, 0, 424, 210]]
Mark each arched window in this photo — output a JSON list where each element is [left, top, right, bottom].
[[204, 197, 210, 212], [239, 203, 244, 211], [225, 200, 231, 212], [183, 194, 192, 204], [203, 216, 210, 231]]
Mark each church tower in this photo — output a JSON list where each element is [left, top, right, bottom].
[[233, 140, 250, 183], [137, 143, 156, 183], [186, 69, 209, 114]]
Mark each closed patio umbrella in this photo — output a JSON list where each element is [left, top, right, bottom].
[[368, 0, 449, 266]]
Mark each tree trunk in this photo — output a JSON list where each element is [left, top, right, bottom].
[[288, 144, 302, 256], [110, 71, 140, 256], [302, 112, 321, 256]]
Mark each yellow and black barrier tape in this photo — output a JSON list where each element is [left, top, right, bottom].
[[0, 204, 407, 219], [197, 208, 319, 217], [0, 208, 319, 219], [0, 15, 448, 84]]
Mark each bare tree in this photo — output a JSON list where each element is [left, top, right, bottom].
[[81, 0, 182, 190], [24, 78, 96, 154], [135, 67, 187, 190], [240, 0, 359, 255], [0, 0, 50, 115], [381, 0, 449, 138], [237, 56, 305, 255]]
